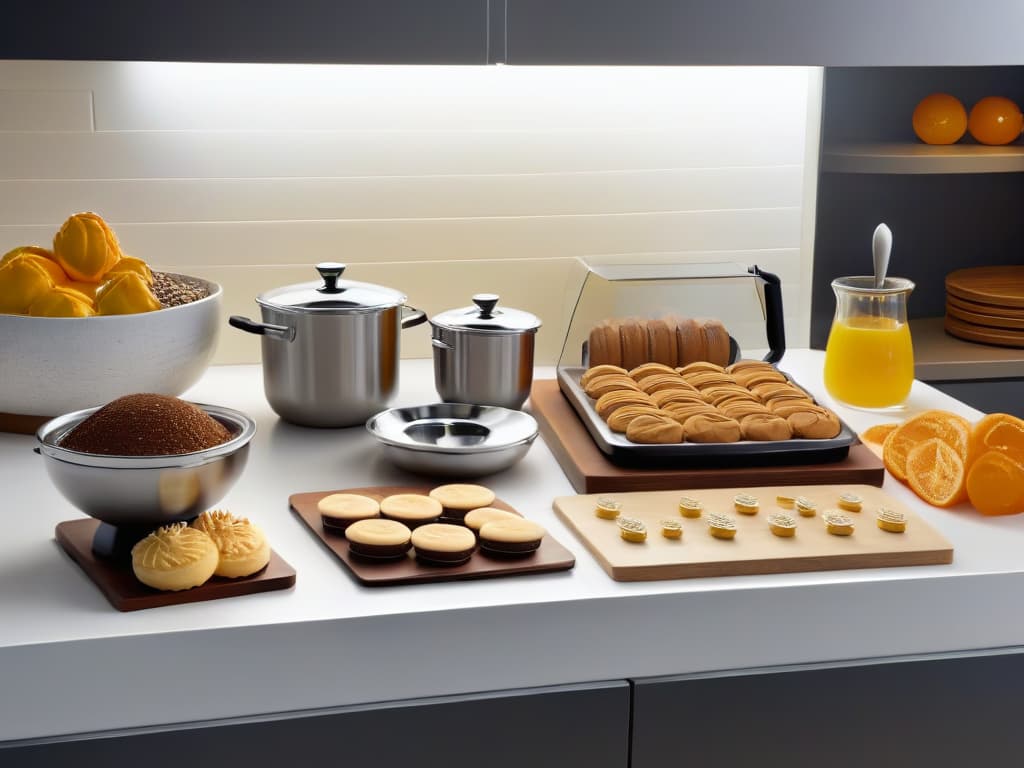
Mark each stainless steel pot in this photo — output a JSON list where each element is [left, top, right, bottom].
[[230, 263, 426, 427], [430, 294, 541, 411]]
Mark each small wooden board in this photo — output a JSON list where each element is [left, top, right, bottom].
[[55, 518, 297, 611], [0, 411, 50, 435], [945, 314, 1024, 348], [290, 486, 576, 586], [946, 266, 1024, 308], [553, 485, 953, 582], [529, 380, 885, 494]]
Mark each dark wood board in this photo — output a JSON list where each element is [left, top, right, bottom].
[[55, 518, 296, 612], [947, 292, 1024, 321], [528, 379, 885, 494], [946, 301, 1024, 330], [290, 486, 576, 586], [0, 411, 51, 435]]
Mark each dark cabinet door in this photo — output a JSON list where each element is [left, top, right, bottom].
[[1, 681, 631, 768], [505, 0, 1024, 66], [632, 654, 1024, 767], [3, 0, 489, 63]]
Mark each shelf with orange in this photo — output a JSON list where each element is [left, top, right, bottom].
[[821, 141, 1024, 175], [910, 316, 1024, 381]]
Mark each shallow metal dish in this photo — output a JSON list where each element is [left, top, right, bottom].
[[366, 403, 538, 478], [35, 403, 256, 527]]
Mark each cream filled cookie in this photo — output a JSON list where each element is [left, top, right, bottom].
[[380, 493, 443, 528], [318, 493, 380, 533], [191, 509, 271, 578], [464, 507, 519, 532], [131, 522, 219, 591], [823, 511, 855, 536], [428, 484, 497, 522], [795, 496, 817, 517], [707, 513, 737, 540], [733, 493, 759, 515], [478, 518, 546, 557], [837, 492, 864, 513], [345, 518, 413, 560], [411, 523, 477, 566]]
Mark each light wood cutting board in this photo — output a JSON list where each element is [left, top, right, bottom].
[[553, 484, 952, 582]]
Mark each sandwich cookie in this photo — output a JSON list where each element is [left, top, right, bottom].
[[318, 493, 380, 533], [344, 518, 413, 560], [131, 522, 219, 592], [191, 509, 271, 578], [379, 493, 443, 529], [464, 506, 519, 533], [478, 518, 546, 557], [837, 492, 863, 513], [795, 496, 817, 517], [411, 523, 477, 566], [428, 484, 496, 523], [733, 493, 760, 515]]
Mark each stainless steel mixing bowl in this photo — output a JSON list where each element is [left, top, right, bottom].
[[35, 403, 256, 528], [366, 403, 538, 478]]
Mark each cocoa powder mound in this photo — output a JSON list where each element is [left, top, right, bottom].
[[60, 394, 233, 456]]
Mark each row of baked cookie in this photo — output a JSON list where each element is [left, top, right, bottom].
[[588, 316, 731, 370], [580, 360, 841, 443]]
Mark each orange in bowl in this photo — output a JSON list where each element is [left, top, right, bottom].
[[912, 93, 968, 145], [967, 96, 1024, 146]]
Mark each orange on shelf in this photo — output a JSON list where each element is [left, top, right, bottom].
[[882, 410, 970, 482], [967, 96, 1024, 146], [912, 93, 968, 145], [905, 437, 966, 508], [966, 450, 1024, 516]]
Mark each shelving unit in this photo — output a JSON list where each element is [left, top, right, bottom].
[[911, 317, 1024, 381], [822, 142, 1024, 175]]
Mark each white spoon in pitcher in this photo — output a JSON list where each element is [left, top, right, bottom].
[[873, 223, 892, 289]]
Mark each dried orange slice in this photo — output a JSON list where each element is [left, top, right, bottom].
[[969, 413, 1024, 466], [883, 410, 970, 482], [905, 437, 966, 507], [966, 450, 1024, 516], [861, 423, 899, 445]]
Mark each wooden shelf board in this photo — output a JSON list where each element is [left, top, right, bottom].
[[912, 317, 1024, 381], [822, 142, 1024, 175]]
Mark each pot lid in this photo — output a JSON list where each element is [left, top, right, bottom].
[[257, 263, 406, 312], [431, 294, 541, 333]]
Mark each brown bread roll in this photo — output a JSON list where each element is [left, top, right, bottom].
[[580, 364, 628, 388], [701, 318, 732, 367], [675, 317, 705, 366], [682, 412, 742, 443], [626, 414, 684, 444], [645, 317, 678, 367], [619, 317, 648, 371], [788, 409, 842, 439], [628, 362, 677, 381], [606, 405, 665, 433], [740, 413, 794, 441], [588, 321, 622, 368], [595, 389, 655, 419], [638, 373, 690, 394], [583, 374, 640, 399]]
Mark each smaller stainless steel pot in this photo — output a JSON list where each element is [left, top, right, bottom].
[[230, 263, 426, 427], [430, 294, 541, 411]]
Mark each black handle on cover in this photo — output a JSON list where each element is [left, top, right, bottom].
[[749, 265, 786, 364]]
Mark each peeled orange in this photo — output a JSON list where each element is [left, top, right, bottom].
[[967, 96, 1024, 146], [969, 412, 1024, 466], [883, 410, 970, 482], [966, 450, 1024, 516], [912, 93, 968, 145], [905, 437, 966, 508]]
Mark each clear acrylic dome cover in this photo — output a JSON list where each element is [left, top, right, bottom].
[[556, 260, 786, 372]]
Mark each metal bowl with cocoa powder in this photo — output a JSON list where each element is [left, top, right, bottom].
[[35, 401, 255, 530]]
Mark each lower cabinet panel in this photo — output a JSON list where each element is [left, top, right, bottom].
[[632, 653, 1024, 768], [2, 681, 630, 768]]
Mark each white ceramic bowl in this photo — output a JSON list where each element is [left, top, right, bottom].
[[0, 274, 221, 417]]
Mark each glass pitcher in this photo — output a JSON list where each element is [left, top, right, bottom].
[[823, 276, 915, 409]]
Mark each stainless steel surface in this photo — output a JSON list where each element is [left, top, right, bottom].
[[231, 264, 427, 427], [366, 403, 538, 478], [35, 404, 256, 527], [430, 294, 541, 411], [557, 367, 856, 461]]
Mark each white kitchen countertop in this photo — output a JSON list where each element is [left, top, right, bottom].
[[3, 349, 1024, 744]]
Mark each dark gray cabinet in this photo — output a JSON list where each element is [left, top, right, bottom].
[[0, 681, 629, 768], [631, 653, 1024, 767], [2, 0, 490, 63]]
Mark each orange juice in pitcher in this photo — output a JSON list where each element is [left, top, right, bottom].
[[823, 277, 915, 409]]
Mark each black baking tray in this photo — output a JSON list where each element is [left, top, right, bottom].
[[556, 366, 856, 469]]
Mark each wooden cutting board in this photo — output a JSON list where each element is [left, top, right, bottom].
[[553, 485, 952, 581], [529, 380, 885, 494], [945, 314, 1024, 348], [946, 266, 1024, 308]]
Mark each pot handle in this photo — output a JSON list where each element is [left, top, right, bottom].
[[401, 306, 428, 330], [228, 315, 295, 342], [431, 337, 454, 351]]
